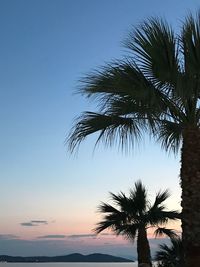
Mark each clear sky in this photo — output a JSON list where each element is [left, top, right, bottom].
[[0, 0, 199, 258]]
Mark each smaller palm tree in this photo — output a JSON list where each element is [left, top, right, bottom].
[[94, 181, 180, 267], [155, 237, 183, 267]]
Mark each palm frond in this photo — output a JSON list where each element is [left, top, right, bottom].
[[147, 189, 180, 226], [154, 227, 178, 239], [80, 60, 158, 101], [94, 220, 116, 234], [151, 189, 170, 208], [156, 120, 183, 153], [94, 204, 127, 234], [148, 209, 180, 226], [182, 12, 200, 79], [80, 60, 181, 122], [67, 112, 146, 153], [125, 17, 180, 86], [129, 180, 148, 214], [116, 223, 138, 242], [97, 202, 120, 214], [108, 192, 132, 212], [155, 237, 183, 267]]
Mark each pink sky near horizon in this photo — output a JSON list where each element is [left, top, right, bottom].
[[1, 208, 181, 241]]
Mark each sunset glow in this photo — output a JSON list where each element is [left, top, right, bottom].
[[1, 0, 198, 259]]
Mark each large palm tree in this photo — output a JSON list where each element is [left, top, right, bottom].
[[94, 180, 179, 267], [155, 237, 183, 267], [68, 12, 200, 267]]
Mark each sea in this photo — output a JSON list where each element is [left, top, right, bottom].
[[0, 264, 137, 267]]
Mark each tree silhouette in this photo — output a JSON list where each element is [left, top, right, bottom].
[[94, 181, 179, 267], [68, 11, 200, 267]]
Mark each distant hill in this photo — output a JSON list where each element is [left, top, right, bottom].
[[0, 253, 133, 262]]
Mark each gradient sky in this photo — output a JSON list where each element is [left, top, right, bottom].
[[0, 0, 199, 258]]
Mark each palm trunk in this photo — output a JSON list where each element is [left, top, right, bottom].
[[137, 227, 151, 267], [181, 127, 200, 267]]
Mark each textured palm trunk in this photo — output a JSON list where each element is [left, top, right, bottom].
[[181, 127, 200, 267], [137, 227, 151, 267]]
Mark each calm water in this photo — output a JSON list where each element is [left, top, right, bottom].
[[0, 264, 136, 267]]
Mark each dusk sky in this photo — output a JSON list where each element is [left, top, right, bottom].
[[0, 0, 199, 258]]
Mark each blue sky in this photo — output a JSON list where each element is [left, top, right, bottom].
[[0, 0, 199, 257]]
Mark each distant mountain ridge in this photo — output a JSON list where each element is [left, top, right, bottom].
[[0, 253, 133, 262]]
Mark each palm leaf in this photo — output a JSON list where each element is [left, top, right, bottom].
[[147, 189, 180, 226], [68, 112, 146, 153], [125, 17, 180, 86], [147, 209, 180, 226], [154, 227, 178, 239], [156, 120, 183, 153], [129, 180, 148, 214], [155, 237, 183, 267], [97, 202, 120, 214], [151, 189, 170, 209]]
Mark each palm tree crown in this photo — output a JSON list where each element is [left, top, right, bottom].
[[94, 180, 179, 266], [68, 13, 200, 153]]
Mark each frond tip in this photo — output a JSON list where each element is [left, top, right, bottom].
[[67, 112, 144, 153]]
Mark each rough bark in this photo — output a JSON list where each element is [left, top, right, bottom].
[[181, 127, 200, 267], [137, 227, 151, 267]]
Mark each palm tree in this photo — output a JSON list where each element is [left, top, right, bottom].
[[68, 12, 200, 267], [155, 237, 183, 267], [94, 180, 179, 267]]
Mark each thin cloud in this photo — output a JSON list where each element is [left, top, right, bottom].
[[21, 222, 36, 227], [31, 220, 48, 224], [37, 235, 66, 239], [67, 234, 97, 239], [21, 220, 48, 227]]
